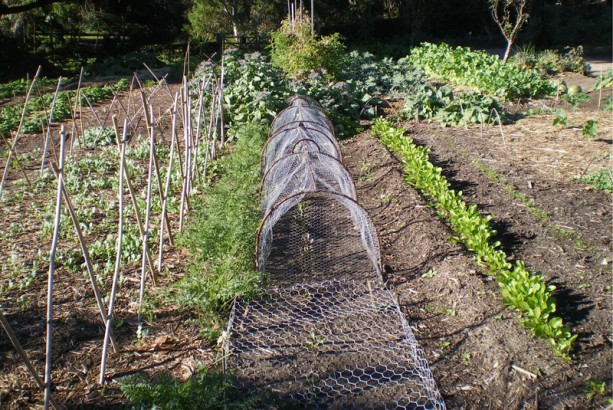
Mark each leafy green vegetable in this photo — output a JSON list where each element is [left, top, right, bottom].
[[373, 118, 576, 359]]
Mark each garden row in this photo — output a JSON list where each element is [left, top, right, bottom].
[[372, 118, 576, 359]]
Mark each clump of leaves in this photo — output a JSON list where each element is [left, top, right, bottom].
[[581, 169, 612, 192], [403, 84, 503, 127], [269, 18, 347, 80], [408, 42, 555, 99], [512, 45, 590, 75], [562, 90, 590, 110], [582, 120, 598, 138], [590, 69, 613, 91], [583, 380, 606, 399], [552, 109, 568, 127]]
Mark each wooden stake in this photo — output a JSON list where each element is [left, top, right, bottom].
[[158, 93, 179, 272], [0, 66, 41, 199], [49, 163, 117, 351], [41, 77, 63, 175], [99, 119, 127, 384], [44, 125, 66, 410], [139, 106, 156, 329], [111, 116, 158, 284]]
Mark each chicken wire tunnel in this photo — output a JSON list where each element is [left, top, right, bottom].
[[225, 95, 446, 409]]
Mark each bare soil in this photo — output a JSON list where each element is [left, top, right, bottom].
[[339, 90, 612, 408], [0, 71, 611, 409]]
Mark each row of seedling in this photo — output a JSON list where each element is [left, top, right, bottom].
[[372, 118, 576, 360]]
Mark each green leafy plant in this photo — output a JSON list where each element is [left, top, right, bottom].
[[269, 18, 347, 80], [552, 109, 568, 127], [118, 370, 272, 409], [562, 90, 590, 110], [583, 380, 606, 399], [175, 124, 266, 340], [373, 118, 576, 359], [403, 84, 503, 127], [512, 45, 590, 75], [581, 169, 613, 192], [408, 42, 555, 100], [582, 120, 598, 138]]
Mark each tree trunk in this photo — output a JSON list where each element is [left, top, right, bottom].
[[502, 40, 513, 63]]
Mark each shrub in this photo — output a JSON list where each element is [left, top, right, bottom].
[[269, 18, 347, 79]]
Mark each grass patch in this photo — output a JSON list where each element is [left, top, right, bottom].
[[175, 124, 266, 341]]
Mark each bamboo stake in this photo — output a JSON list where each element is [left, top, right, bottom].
[[158, 93, 179, 272], [219, 54, 226, 146], [70, 67, 85, 152], [138, 106, 155, 331], [49, 163, 117, 351], [44, 125, 66, 410], [0, 66, 42, 199], [41, 77, 63, 175], [139, 92, 174, 245], [178, 78, 192, 232], [99, 119, 127, 384], [93, 95, 117, 145], [1, 131, 32, 188], [0, 310, 62, 410], [111, 116, 158, 284], [191, 77, 207, 182]]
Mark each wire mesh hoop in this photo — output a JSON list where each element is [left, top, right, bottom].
[[261, 125, 342, 173], [225, 280, 446, 410], [257, 190, 382, 286], [260, 151, 357, 214], [271, 103, 334, 135]]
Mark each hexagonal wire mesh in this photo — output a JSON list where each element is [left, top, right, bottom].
[[225, 96, 445, 409]]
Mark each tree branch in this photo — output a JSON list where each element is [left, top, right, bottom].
[[0, 0, 69, 16]]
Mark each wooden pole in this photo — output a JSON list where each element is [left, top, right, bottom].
[[99, 119, 127, 384], [0, 66, 41, 199], [50, 162, 117, 351], [111, 116, 158, 284], [44, 125, 66, 410], [158, 93, 178, 272], [138, 107, 155, 328], [41, 77, 63, 175], [140, 92, 174, 246]]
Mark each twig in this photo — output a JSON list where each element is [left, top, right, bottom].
[[511, 364, 537, 379], [44, 125, 66, 410]]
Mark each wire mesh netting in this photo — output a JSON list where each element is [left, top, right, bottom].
[[226, 280, 445, 409], [225, 95, 445, 409]]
